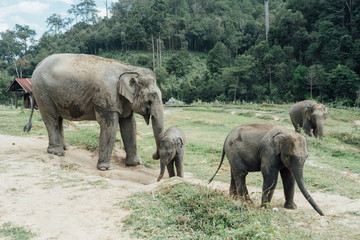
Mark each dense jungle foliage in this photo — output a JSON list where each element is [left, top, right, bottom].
[[1, 0, 360, 106]]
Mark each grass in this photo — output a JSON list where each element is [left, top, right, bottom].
[[1, 102, 360, 239], [118, 182, 284, 240], [0, 222, 36, 240]]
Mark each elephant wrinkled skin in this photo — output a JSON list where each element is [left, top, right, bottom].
[[157, 126, 185, 182], [24, 53, 164, 171], [209, 123, 324, 216], [289, 100, 328, 139]]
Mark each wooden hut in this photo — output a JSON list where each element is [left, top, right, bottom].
[[7, 78, 32, 108]]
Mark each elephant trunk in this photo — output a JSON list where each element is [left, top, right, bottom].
[[151, 103, 164, 160], [315, 120, 324, 139], [157, 157, 167, 182], [292, 169, 324, 216]]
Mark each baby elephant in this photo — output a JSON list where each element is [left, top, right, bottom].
[[209, 123, 324, 216], [289, 100, 328, 139], [157, 126, 185, 182]]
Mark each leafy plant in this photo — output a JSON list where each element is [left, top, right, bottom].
[[0, 222, 36, 240]]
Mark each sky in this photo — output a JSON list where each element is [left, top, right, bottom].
[[0, 0, 117, 39]]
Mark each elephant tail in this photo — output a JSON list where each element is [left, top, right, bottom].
[[23, 94, 35, 132], [208, 147, 226, 184]]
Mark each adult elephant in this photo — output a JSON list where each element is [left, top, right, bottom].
[[289, 100, 328, 139], [209, 123, 324, 216], [24, 53, 164, 171]]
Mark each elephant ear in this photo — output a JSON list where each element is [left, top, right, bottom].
[[271, 132, 287, 156], [322, 105, 328, 119], [305, 105, 314, 120], [118, 72, 139, 103], [175, 138, 184, 153]]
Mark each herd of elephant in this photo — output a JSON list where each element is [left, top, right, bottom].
[[24, 54, 328, 216]]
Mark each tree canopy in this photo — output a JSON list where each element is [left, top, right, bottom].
[[1, 0, 360, 106]]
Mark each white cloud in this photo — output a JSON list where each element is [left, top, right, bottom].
[[0, 1, 49, 18], [47, 0, 73, 4], [0, 23, 9, 32], [97, 7, 107, 18]]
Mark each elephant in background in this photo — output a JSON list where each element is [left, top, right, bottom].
[[289, 100, 328, 139], [24, 53, 164, 170], [157, 126, 185, 182], [209, 123, 324, 216]]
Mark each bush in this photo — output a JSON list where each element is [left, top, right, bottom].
[[166, 50, 192, 77]]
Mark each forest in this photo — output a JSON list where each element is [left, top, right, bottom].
[[1, 0, 360, 106]]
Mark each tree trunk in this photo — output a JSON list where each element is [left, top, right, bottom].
[[151, 35, 155, 70], [265, 0, 269, 42], [156, 37, 159, 67], [159, 35, 162, 67]]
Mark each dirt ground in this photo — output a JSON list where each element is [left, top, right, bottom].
[[1, 134, 359, 239]]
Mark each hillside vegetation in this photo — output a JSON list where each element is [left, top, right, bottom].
[[1, 0, 360, 106]]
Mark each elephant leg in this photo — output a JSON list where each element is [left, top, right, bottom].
[[119, 112, 142, 166], [280, 168, 297, 209], [58, 118, 69, 150], [167, 159, 176, 178], [230, 170, 236, 196], [291, 118, 300, 133], [261, 165, 278, 208], [231, 167, 250, 201], [175, 155, 184, 178], [313, 127, 319, 138], [95, 110, 119, 171], [303, 120, 314, 137], [39, 102, 65, 156]]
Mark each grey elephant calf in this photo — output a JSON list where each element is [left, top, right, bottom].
[[157, 126, 185, 182], [209, 123, 324, 216], [289, 100, 328, 139]]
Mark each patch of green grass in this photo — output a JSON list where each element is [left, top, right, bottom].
[[65, 127, 100, 151], [328, 126, 360, 147], [118, 182, 284, 240], [0, 222, 36, 240], [256, 114, 274, 121]]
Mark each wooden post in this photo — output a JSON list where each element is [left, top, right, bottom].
[[14, 92, 18, 108]]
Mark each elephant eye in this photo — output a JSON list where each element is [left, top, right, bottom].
[[150, 93, 156, 101]]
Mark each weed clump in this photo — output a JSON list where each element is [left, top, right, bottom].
[[118, 182, 281, 239], [0, 222, 37, 239]]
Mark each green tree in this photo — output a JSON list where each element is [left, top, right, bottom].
[[223, 54, 256, 102], [14, 24, 36, 55], [207, 42, 230, 73], [166, 50, 192, 77], [293, 65, 309, 100], [46, 14, 65, 35], [327, 64, 360, 105], [77, 0, 98, 24], [0, 71, 13, 105]]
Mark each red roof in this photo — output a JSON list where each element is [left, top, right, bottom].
[[8, 78, 32, 93]]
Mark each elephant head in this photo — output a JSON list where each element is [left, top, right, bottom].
[[157, 137, 183, 181], [272, 132, 324, 216], [119, 70, 164, 159], [305, 103, 328, 139]]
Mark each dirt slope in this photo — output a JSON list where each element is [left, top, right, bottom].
[[0, 134, 359, 239]]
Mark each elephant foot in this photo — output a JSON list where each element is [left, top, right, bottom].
[[125, 155, 142, 166], [284, 201, 297, 210], [47, 146, 65, 156], [97, 161, 112, 171], [152, 151, 160, 160]]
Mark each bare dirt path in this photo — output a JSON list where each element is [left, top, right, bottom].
[[1, 134, 359, 239]]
